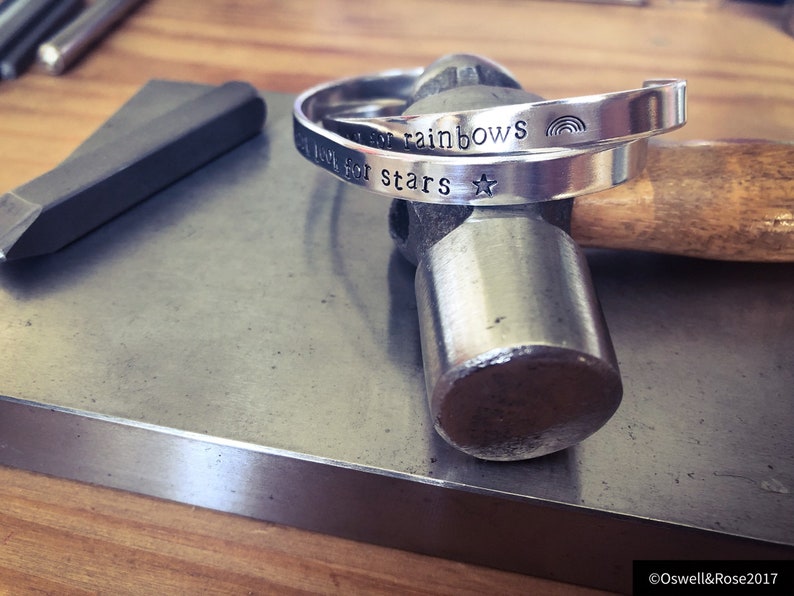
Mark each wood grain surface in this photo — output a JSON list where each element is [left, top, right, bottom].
[[1, 0, 792, 593], [572, 141, 794, 260], [0, 466, 606, 595]]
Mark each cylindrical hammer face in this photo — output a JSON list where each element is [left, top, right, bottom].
[[415, 214, 621, 460], [397, 54, 622, 460]]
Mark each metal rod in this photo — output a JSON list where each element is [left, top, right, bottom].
[[37, 0, 144, 75], [0, 0, 81, 79], [0, 0, 60, 58]]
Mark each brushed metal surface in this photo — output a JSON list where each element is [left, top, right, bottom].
[[415, 214, 621, 460], [0, 83, 792, 593]]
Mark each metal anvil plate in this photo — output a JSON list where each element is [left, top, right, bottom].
[[0, 82, 791, 594]]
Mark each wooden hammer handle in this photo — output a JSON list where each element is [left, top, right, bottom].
[[571, 141, 794, 261]]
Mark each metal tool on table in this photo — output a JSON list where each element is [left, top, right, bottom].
[[0, 0, 81, 79], [295, 53, 794, 461], [388, 57, 640, 461], [294, 54, 689, 460], [38, 0, 146, 75], [0, 80, 266, 262]]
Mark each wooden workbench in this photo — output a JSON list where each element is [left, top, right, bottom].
[[1, 1, 792, 592]]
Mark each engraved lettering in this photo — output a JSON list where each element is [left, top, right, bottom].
[[373, 132, 393, 149], [488, 126, 511, 143], [294, 130, 309, 154], [344, 158, 371, 180], [421, 175, 434, 193], [456, 126, 470, 150], [437, 130, 452, 149], [345, 117, 541, 153], [297, 124, 505, 202], [378, 168, 452, 198], [313, 143, 339, 172], [344, 158, 355, 179], [472, 127, 487, 145], [345, 131, 363, 144], [349, 130, 393, 149]]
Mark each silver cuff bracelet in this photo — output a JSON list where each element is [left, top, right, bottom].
[[293, 68, 686, 205]]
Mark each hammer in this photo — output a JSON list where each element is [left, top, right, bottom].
[[573, 140, 794, 261], [389, 54, 793, 461]]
